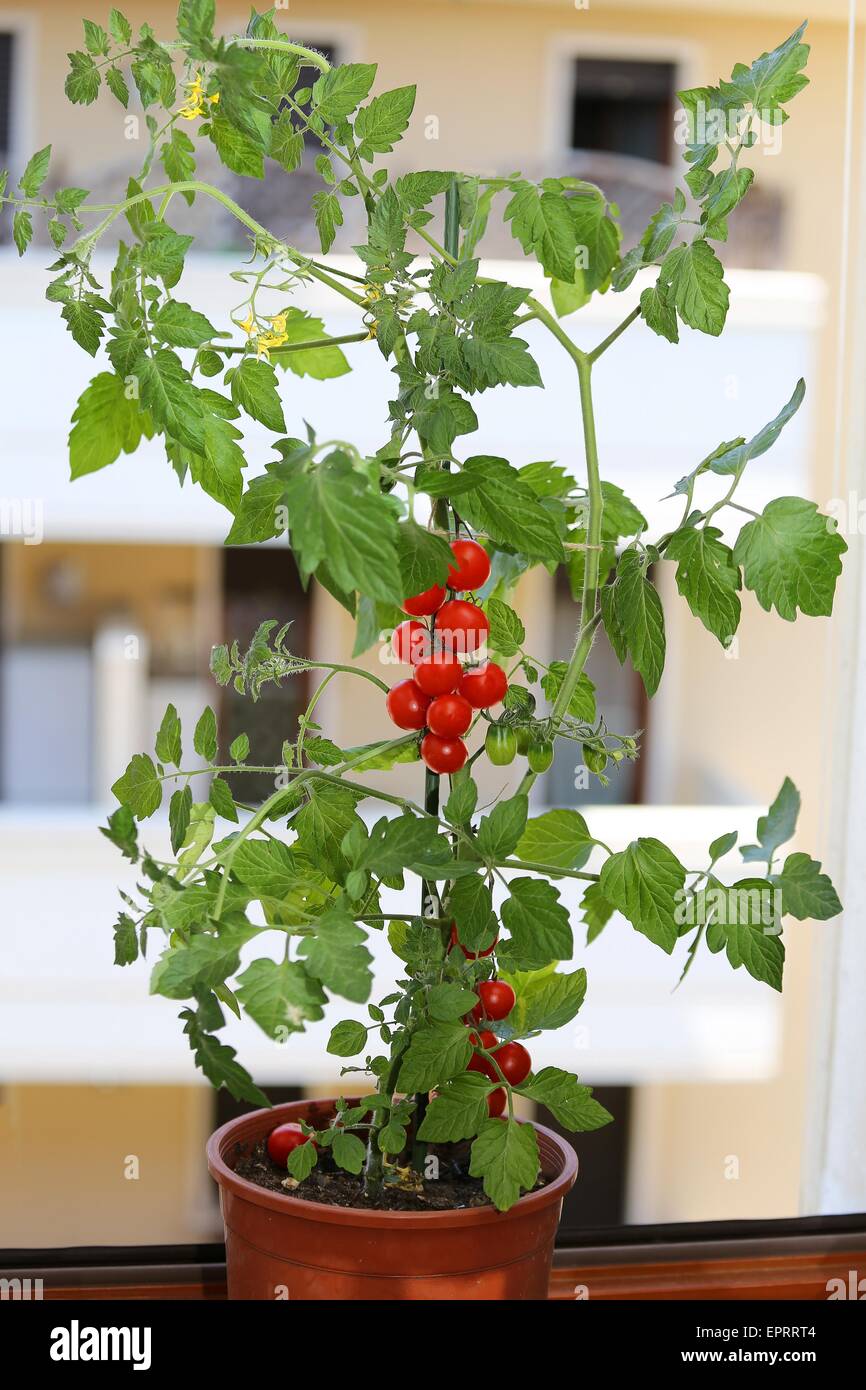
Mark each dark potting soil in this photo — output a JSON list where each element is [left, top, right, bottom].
[[232, 1138, 546, 1212]]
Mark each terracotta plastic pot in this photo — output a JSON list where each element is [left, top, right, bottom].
[[207, 1097, 577, 1301]]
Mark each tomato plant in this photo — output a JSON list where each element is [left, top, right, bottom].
[[21, 9, 844, 1213]]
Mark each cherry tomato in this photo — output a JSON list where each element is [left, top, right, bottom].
[[449, 922, 497, 960], [413, 655, 463, 697], [392, 620, 430, 665], [487, 1087, 507, 1118], [516, 727, 532, 755], [583, 744, 608, 774], [421, 732, 467, 774], [485, 724, 517, 766], [427, 693, 473, 737], [435, 599, 489, 657], [267, 1122, 317, 1167], [470, 979, 516, 1024], [386, 678, 430, 730], [491, 1041, 531, 1086], [528, 739, 554, 773], [447, 538, 491, 592], [460, 661, 508, 709], [403, 583, 447, 618]]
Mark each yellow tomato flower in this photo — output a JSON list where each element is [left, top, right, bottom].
[[238, 312, 256, 337]]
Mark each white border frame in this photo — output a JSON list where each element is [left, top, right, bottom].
[[543, 30, 701, 168], [0, 9, 37, 172]]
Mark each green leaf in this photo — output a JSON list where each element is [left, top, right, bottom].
[[109, 8, 133, 45], [298, 908, 373, 1003], [660, 239, 729, 336], [231, 838, 299, 900], [271, 118, 304, 173], [598, 838, 686, 953], [312, 190, 343, 253], [734, 497, 846, 621], [100, 804, 138, 862], [461, 335, 542, 390], [112, 753, 162, 819], [397, 1022, 473, 1093], [447, 875, 496, 952], [151, 300, 217, 348], [271, 308, 350, 380], [295, 781, 365, 881], [709, 830, 738, 864], [705, 380, 805, 480], [106, 66, 129, 106], [431, 456, 563, 564], [515, 809, 593, 871], [193, 706, 217, 762], [169, 785, 192, 854], [235, 958, 326, 1038], [19, 145, 51, 197], [12, 210, 32, 256], [155, 702, 182, 766], [719, 22, 809, 118], [378, 1120, 407, 1155], [304, 736, 345, 767], [396, 520, 453, 595], [476, 794, 528, 861], [229, 732, 249, 762], [176, 802, 215, 874], [65, 51, 101, 105], [182, 1012, 269, 1107], [287, 1139, 318, 1179], [612, 550, 666, 696], [113, 913, 139, 966], [519, 1068, 613, 1132], [469, 1117, 539, 1212], [139, 225, 193, 287], [417, 1072, 490, 1142], [354, 85, 416, 159], [312, 63, 377, 121], [427, 982, 479, 1022], [209, 113, 264, 178], [61, 301, 104, 356], [444, 775, 478, 826], [327, 1019, 369, 1057], [505, 182, 576, 281], [137, 350, 205, 452], [282, 451, 403, 603], [151, 922, 259, 1000], [581, 881, 615, 944], [665, 524, 741, 646], [722, 905, 785, 991], [68, 373, 151, 480], [485, 599, 525, 657], [503, 967, 586, 1034], [773, 852, 842, 922], [640, 282, 679, 343], [349, 814, 451, 880], [741, 777, 800, 865], [229, 357, 286, 433], [332, 1130, 366, 1175], [540, 664, 596, 721], [208, 775, 238, 823], [500, 877, 572, 969]]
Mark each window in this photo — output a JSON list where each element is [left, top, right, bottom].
[[0, 32, 13, 161], [569, 57, 677, 163]]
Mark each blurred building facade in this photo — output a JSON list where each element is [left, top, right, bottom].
[[1, 0, 861, 1245]]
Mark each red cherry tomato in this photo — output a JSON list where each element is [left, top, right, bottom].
[[447, 538, 491, 592], [487, 1087, 507, 1118], [459, 661, 508, 710], [403, 583, 446, 617], [392, 620, 430, 665], [470, 979, 516, 1024], [421, 732, 467, 774], [491, 1041, 531, 1086], [435, 599, 489, 657], [386, 678, 431, 730], [413, 655, 463, 697], [427, 693, 473, 738], [267, 1122, 317, 1167], [449, 922, 497, 960]]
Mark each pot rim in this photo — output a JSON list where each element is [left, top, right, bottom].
[[207, 1097, 577, 1230]]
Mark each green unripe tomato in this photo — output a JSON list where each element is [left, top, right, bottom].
[[583, 744, 607, 774], [516, 727, 532, 755], [527, 739, 554, 773], [486, 724, 517, 766]]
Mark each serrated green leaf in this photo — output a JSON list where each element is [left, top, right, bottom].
[[469, 1116, 539, 1211], [111, 752, 162, 818], [236, 958, 326, 1037], [500, 877, 572, 969], [519, 1067, 613, 1132], [773, 852, 842, 922], [396, 1021, 473, 1092], [68, 373, 151, 480], [612, 549, 666, 696], [327, 1019, 369, 1056], [298, 908, 373, 1003], [598, 838, 686, 953], [734, 497, 846, 621], [169, 785, 192, 853], [665, 524, 741, 646], [417, 1072, 490, 1142], [515, 809, 593, 871], [155, 702, 182, 766]]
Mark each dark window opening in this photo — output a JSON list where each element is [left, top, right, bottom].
[[221, 549, 311, 804], [540, 1086, 633, 1237], [570, 57, 676, 164], [0, 33, 14, 158]]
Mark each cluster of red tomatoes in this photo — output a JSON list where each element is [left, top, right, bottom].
[[387, 539, 509, 774], [450, 925, 532, 1117]]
